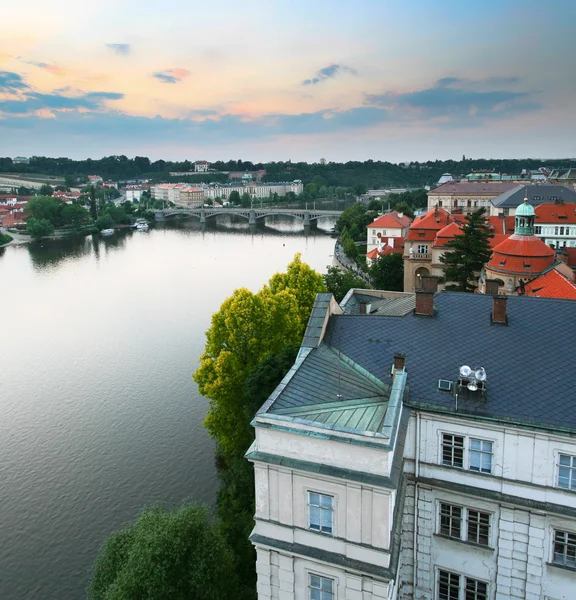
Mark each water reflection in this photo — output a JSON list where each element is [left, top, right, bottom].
[[27, 236, 93, 272]]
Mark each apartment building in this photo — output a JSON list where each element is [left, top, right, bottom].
[[427, 182, 519, 214], [366, 211, 412, 254], [248, 288, 576, 600], [488, 185, 576, 217]]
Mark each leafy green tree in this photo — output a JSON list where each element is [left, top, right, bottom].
[[64, 175, 76, 188], [240, 192, 251, 208], [18, 186, 33, 196], [61, 203, 90, 227], [26, 216, 54, 239], [323, 266, 370, 302], [88, 186, 98, 220], [229, 190, 241, 205], [87, 504, 238, 600], [336, 203, 376, 241], [194, 255, 325, 459], [440, 208, 494, 292], [393, 201, 414, 218], [341, 227, 359, 261], [369, 253, 404, 291], [39, 184, 54, 196], [0, 232, 13, 245], [96, 214, 114, 230], [268, 253, 326, 331], [27, 195, 62, 225]]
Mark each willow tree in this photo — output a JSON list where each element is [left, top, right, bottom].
[[194, 254, 326, 459]]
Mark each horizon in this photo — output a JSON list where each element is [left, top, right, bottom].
[[2, 0, 576, 161]]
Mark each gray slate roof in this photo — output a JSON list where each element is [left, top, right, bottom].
[[263, 343, 391, 434], [323, 292, 576, 432], [342, 292, 416, 316], [491, 184, 576, 208]]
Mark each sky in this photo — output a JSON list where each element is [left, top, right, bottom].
[[1, 0, 575, 163]]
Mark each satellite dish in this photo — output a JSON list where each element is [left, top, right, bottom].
[[467, 382, 478, 392], [460, 365, 472, 377], [475, 367, 486, 381]]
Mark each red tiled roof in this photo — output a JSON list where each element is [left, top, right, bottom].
[[433, 222, 462, 247], [564, 247, 576, 268], [534, 203, 576, 224], [368, 210, 412, 229], [487, 234, 555, 275], [406, 207, 454, 241], [520, 269, 576, 300], [429, 182, 520, 196]]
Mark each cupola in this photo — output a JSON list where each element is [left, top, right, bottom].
[[514, 197, 535, 235]]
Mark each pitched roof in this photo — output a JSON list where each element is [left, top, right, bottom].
[[534, 202, 576, 224], [491, 184, 576, 208], [429, 181, 519, 196], [405, 207, 454, 241], [520, 268, 576, 300], [433, 222, 462, 247], [323, 292, 576, 431], [368, 211, 412, 229]]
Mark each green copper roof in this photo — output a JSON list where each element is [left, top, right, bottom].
[[266, 343, 390, 434], [516, 198, 535, 217]]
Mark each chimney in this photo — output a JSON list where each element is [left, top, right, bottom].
[[415, 290, 435, 316], [418, 275, 439, 293], [485, 279, 500, 296], [393, 352, 406, 374], [491, 295, 508, 325]]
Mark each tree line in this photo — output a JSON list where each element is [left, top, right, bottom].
[[2, 155, 573, 188]]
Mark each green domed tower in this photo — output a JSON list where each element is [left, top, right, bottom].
[[514, 196, 535, 235]]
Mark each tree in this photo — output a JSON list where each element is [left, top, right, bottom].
[[194, 255, 325, 459], [369, 253, 404, 291], [88, 186, 98, 220], [240, 192, 251, 208], [440, 208, 494, 292], [323, 266, 370, 302], [26, 216, 54, 239], [87, 504, 238, 600], [229, 190, 241, 205], [18, 186, 33, 196], [39, 184, 54, 196], [96, 214, 114, 230], [336, 203, 376, 241]]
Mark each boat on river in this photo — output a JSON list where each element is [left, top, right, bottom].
[[136, 221, 149, 231], [100, 229, 114, 236]]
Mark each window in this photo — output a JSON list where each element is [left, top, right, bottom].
[[438, 570, 487, 600], [533, 195, 541, 201], [469, 439, 493, 473], [467, 510, 490, 545], [438, 570, 460, 600], [560, 227, 565, 235], [535, 226, 542, 234], [558, 454, 576, 490], [553, 530, 576, 568], [439, 503, 490, 546], [440, 503, 462, 538], [417, 244, 429, 254], [309, 574, 334, 600], [549, 196, 558, 202], [308, 492, 334, 534], [442, 434, 464, 467]]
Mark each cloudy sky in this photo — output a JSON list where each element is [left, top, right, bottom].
[[1, 0, 575, 162]]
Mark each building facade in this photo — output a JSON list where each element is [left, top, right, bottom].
[[427, 182, 519, 215], [249, 289, 576, 600], [367, 211, 412, 254]]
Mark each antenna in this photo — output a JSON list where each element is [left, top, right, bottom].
[[475, 367, 486, 381], [459, 365, 472, 377], [337, 325, 342, 400]]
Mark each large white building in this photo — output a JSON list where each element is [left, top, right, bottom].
[[248, 287, 576, 600]]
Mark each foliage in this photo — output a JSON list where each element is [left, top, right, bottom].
[[194, 255, 324, 459], [88, 186, 98, 220], [369, 253, 404, 291], [268, 253, 326, 331], [241, 192, 251, 208], [26, 216, 54, 239], [96, 214, 115, 230], [26, 195, 91, 229], [18, 186, 33, 196], [340, 227, 359, 261], [229, 190, 241, 205], [39, 184, 54, 196], [323, 266, 370, 302], [87, 503, 238, 600], [440, 208, 494, 292], [0, 232, 13, 245], [335, 203, 376, 241]]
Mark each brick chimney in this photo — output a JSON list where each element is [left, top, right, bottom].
[[492, 295, 508, 325], [415, 290, 435, 316], [393, 352, 406, 372], [485, 279, 500, 296]]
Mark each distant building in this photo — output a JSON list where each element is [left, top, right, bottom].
[[366, 211, 412, 254], [88, 175, 103, 185], [194, 160, 210, 173], [437, 173, 454, 185], [228, 170, 266, 182], [12, 156, 29, 165], [179, 186, 204, 207], [489, 184, 576, 216], [533, 201, 576, 249], [319, 158, 327, 165], [125, 186, 144, 202], [427, 181, 519, 214], [518, 268, 576, 300], [102, 181, 118, 189]]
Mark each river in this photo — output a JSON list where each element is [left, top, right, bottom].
[[0, 216, 337, 599]]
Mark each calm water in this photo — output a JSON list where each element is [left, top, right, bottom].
[[0, 217, 337, 599]]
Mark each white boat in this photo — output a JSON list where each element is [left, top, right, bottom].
[[100, 229, 114, 236], [136, 221, 149, 231]]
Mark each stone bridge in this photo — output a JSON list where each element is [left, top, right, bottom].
[[153, 207, 342, 226]]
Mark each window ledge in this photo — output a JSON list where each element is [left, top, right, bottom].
[[547, 561, 576, 574], [434, 533, 493, 552]]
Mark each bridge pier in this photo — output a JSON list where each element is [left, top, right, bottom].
[[154, 211, 166, 221], [200, 208, 206, 224], [303, 211, 310, 227], [249, 209, 256, 225]]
